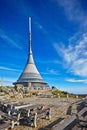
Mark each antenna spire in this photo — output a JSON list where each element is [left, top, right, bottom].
[[28, 17, 34, 64], [29, 17, 32, 54], [29, 17, 31, 34], [14, 17, 49, 90]]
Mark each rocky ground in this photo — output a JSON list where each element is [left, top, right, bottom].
[[5, 96, 82, 130], [0, 87, 84, 130]]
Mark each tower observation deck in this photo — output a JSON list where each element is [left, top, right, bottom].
[[14, 18, 49, 90]]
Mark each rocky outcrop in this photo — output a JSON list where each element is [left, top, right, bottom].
[[0, 85, 24, 99], [14, 84, 25, 93]]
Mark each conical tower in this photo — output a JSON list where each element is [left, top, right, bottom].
[[14, 18, 49, 90]]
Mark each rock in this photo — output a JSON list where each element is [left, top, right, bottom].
[[0, 86, 19, 98], [11, 93, 23, 99], [15, 84, 25, 93], [0, 86, 9, 94]]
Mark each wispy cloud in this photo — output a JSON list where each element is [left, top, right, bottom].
[[54, 33, 87, 77], [0, 77, 17, 83], [41, 69, 59, 76], [38, 59, 61, 65], [55, 0, 87, 28], [0, 28, 22, 49], [35, 22, 43, 30], [34, 21, 49, 36], [53, 0, 87, 78], [0, 66, 21, 72], [47, 68, 59, 75], [66, 78, 87, 84]]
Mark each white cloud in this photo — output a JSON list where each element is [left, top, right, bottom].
[[54, 33, 87, 77], [0, 66, 21, 72], [0, 28, 22, 49], [41, 69, 59, 76], [38, 59, 61, 65], [66, 78, 87, 84], [55, 0, 87, 27], [34, 21, 49, 36], [47, 68, 59, 75], [35, 22, 43, 30]]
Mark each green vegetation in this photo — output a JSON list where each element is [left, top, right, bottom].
[[52, 89, 68, 95]]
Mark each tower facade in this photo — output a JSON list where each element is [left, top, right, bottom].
[[14, 18, 49, 90]]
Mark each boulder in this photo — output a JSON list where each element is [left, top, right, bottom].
[[15, 84, 25, 93]]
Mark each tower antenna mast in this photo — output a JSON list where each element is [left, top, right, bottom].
[[13, 17, 49, 90], [29, 17, 32, 54]]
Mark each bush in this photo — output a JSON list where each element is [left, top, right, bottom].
[[52, 90, 68, 95]]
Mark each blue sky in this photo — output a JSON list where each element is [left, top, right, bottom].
[[0, 0, 87, 94]]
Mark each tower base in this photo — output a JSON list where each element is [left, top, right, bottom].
[[13, 82, 50, 90]]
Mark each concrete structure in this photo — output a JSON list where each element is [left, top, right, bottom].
[[14, 18, 49, 90]]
